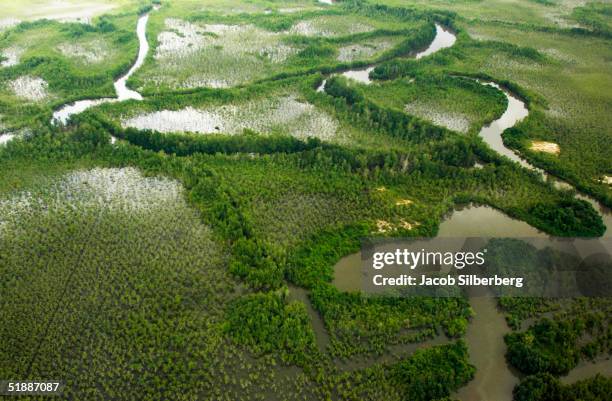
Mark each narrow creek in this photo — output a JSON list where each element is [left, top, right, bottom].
[[560, 358, 612, 384], [316, 23, 457, 88], [478, 81, 612, 234], [286, 285, 330, 351], [52, 7, 157, 125]]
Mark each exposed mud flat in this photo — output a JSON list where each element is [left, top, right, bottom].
[[11, 1, 116, 24], [0, 18, 21, 31], [374, 219, 419, 233], [395, 199, 413, 206], [0, 134, 15, 146], [404, 101, 470, 133], [337, 39, 395, 62], [9, 76, 49, 101], [530, 140, 560, 155], [1, 46, 24, 67], [121, 96, 339, 140], [289, 17, 374, 37], [57, 40, 108, 64]]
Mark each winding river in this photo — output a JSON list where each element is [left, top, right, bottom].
[[52, 8, 155, 125], [477, 82, 612, 234], [334, 23, 456, 86]]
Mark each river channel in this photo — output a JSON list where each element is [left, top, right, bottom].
[[52, 7, 156, 125]]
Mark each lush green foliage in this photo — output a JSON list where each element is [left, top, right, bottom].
[[226, 291, 317, 365], [506, 315, 611, 375], [392, 341, 475, 401], [514, 373, 612, 401]]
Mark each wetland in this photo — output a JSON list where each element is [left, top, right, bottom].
[[0, 1, 610, 400]]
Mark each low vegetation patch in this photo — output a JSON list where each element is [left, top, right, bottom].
[[8, 75, 49, 101], [121, 95, 339, 140]]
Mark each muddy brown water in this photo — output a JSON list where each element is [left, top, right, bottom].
[[287, 285, 330, 351], [454, 296, 519, 401], [332, 202, 610, 400], [329, 80, 610, 397], [560, 358, 612, 384]]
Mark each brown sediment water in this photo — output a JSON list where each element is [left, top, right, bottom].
[[330, 85, 610, 391], [330, 210, 607, 399], [330, 201, 555, 399], [287, 285, 330, 351], [454, 296, 519, 401], [560, 358, 612, 384], [330, 204, 543, 400], [335, 333, 449, 371], [332, 204, 546, 292], [332, 252, 362, 292], [438, 204, 545, 237]]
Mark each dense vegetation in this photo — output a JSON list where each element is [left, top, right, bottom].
[[514, 373, 612, 401], [505, 316, 610, 376]]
